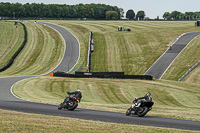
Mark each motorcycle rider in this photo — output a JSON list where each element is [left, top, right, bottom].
[[64, 88, 82, 103], [132, 93, 152, 108]]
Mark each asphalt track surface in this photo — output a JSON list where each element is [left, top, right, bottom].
[[144, 31, 200, 79], [0, 22, 200, 131]]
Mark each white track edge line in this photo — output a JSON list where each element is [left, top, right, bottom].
[[159, 33, 200, 79], [143, 33, 182, 75], [10, 21, 80, 103]]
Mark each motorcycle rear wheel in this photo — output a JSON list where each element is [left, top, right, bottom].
[[67, 101, 78, 111], [137, 107, 148, 117]]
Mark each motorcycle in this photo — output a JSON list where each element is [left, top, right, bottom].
[[126, 99, 154, 117], [58, 94, 80, 111]]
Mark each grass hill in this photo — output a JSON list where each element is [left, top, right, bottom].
[[8, 21, 200, 121], [0, 22, 64, 76], [1, 20, 200, 132], [42, 20, 200, 82], [0, 21, 24, 68]]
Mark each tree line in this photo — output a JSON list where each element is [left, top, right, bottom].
[[125, 9, 145, 20], [0, 2, 122, 20], [2, 2, 198, 21], [163, 11, 200, 20]]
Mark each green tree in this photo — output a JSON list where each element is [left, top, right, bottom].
[[77, 4, 87, 18], [171, 11, 181, 20], [163, 12, 171, 20], [126, 9, 135, 19], [0, 2, 122, 20], [119, 8, 124, 18], [136, 10, 145, 20], [106, 11, 118, 20]]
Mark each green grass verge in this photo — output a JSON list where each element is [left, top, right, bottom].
[[183, 64, 200, 84], [0, 109, 198, 133], [13, 76, 200, 121], [0, 21, 24, 68], [0, 22, 64, 76]]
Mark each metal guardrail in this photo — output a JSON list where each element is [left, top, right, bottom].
[[178, 60, 200, 81], [71, 66, 83, 74]]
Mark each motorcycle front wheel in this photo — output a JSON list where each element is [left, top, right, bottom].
[[126, 107, 132, 116], [58, 102, 68, 110], [58, 105, 62, 110]]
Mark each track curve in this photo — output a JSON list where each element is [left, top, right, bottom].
[[144, 31, 200, 79], [0, 22, 200, 131]]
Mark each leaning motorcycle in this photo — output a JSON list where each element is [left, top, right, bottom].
[[126, 99, 154, 117], [58, 94, 80, 111]]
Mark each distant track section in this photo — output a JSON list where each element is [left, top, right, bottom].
[[144, 31, 200, 79], [38, 22, 80, 74]]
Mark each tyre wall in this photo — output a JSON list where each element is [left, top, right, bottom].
[[51, 71, 153, 80]]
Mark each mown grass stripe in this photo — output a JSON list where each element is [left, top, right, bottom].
[[13, 76, 200, 121], [0, 22, 64, 76], [0, 22, 24, 68]]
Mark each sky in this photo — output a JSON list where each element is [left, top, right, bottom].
[[1, 0, 200, 19]]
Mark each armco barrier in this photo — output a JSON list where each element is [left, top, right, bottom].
[[0, 22, 27, 72], [87, 32, 92, 72], [51, 71, 153, 80], [178, 60, 200, 81], [75, 72, 124, 76]]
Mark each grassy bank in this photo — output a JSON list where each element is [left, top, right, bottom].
[[0, 21, 24, 68], [40, 21, 200, 81], [0, 109, 198, 133], [0, 22, 64, 76], [2, 20, 199, 79], [2, 20, 200, 132], [13, 76, 200, 121], [162, 35, 200, 83], [183, 64, 200, 84]]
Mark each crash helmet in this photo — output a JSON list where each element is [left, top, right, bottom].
[[77, 88, 81, 92], [146, 92, 151, 96]]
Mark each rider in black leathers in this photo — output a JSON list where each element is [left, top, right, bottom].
[[64, 88, 82, 102], [132, 93, 152, 108], [136, 93, 152, 102]]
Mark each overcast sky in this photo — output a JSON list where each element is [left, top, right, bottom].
[[1, 0, 200, 19]]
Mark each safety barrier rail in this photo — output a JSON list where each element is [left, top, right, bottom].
[[178, 60, 200, 81]]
